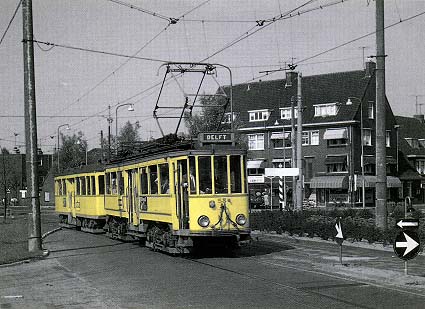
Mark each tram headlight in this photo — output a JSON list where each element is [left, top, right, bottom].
[[209, 200, 216, 209], [236, 214, 247, 226], [198, 215, 210, 228]]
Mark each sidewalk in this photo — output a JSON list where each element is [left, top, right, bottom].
[[0, 258, 119, 309], [255, 231, 425, 293]]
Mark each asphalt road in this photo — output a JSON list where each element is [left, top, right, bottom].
[[1, 224, 424, 309]]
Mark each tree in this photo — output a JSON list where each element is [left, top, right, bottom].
[[184, 96, 226, 137], [101, 121, 141, 158], [117, 121, 141, 144], [55, 131, 87, 172], [184, 95, 246, 146]]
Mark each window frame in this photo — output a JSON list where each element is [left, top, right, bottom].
[[248, 133, 265, 150], [314, 103, 339, 117], [248, 109, 270, 122]]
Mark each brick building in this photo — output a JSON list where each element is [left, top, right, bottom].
[[225, 62, 402, 208]]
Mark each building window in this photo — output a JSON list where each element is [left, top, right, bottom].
[[271, 132, 291, 149], [368, 101, 374, 119], [302, 132, 310, 145], [363, 129, 372, 146], [248, 133, 264, 150], [386, 130, 391, 147], [310, 131, 319, 145], [327, 139, 347, 147], [247, 168, 264, 176], [248, 109, 269, 122], [221, 112, 237, 124], [419, 139, 425, 148], [416, 160, 425, 175], [280, 107, 298, 120], [314, 103, 339, 117]]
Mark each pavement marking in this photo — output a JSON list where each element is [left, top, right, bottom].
[[1, 295, 23, 299]]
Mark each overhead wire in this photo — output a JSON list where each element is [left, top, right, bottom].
[[0, 0, 22, 48], [41, 0, 212, 141], [107, 0, 173, 23], [41, 0, 211, 140], [244, 8, 425, 84]]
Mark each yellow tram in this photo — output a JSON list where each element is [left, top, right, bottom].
[[55, 134, 250, 253]]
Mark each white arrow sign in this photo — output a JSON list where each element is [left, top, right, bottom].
[[397, 220, 419, 229], [335, 222, 343, 239], [396, 232, 420, 256]]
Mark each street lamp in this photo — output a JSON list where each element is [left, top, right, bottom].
[[348, 97, 365, 208], [115, 103, 135, 137], [57, 124, 70, 172]]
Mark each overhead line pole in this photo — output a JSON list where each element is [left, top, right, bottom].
[[296, 73, 303, 211], [22, 0, 42, 253], [375, 0, 387, 229]]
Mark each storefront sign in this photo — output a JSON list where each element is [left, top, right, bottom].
[[248, 175, 264, 183]]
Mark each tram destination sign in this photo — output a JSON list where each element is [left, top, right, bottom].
[[199, 132, 234, 144]]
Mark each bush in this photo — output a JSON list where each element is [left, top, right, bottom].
[[250, 208, 420, 245]]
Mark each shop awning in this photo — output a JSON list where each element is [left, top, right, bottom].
[[362, 156, 397, 165], [247, 160, 265, 169], [355, 175, 402, 188], [323, 128, 347, 140], [272, 158, 291, 163], [310, 176, 349, 189], [325, 156, 347, 164], [270, 132, 290, 140]]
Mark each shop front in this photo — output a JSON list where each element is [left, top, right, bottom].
[[310, 175, 349, 207]]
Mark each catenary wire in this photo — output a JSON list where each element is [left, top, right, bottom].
[[0, 0, 22, 48], [244, 9, 425, 83]]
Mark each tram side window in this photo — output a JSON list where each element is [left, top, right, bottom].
[[98, 175, 105, 195], [81, 177, 86, 195], [87, 176, 91, 195], [214, 156, 228, 194], [91, 176, 96, 195], [63, 180, 67, 195], [105, 173, 111, 194], [198, 156, 212, 194], [76, 177, 81, 196], [111, 172, 117, 194], [56, 180, 61, 195], [149, 165, 158, 194], [118, 171, 124, 195], [230, 155, 242, 193], [140, 168, 148, 194], [159, 164, 170, 194]]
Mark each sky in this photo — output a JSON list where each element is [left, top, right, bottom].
[[0, 0, 424, 153]]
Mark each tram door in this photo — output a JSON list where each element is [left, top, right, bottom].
[[176, 160, 189, 229], [68, 179, 75, 222], [127, 170, 137, 225]]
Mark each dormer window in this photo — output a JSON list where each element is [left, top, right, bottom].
[[280, 107, 298, 120], [405, 138, 419, 149], [314, 103, 339, 117], [419, 139, 425, 148], [248, 109, 270, 122]]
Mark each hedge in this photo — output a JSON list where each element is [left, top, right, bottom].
[[250, 208, 424, 249]]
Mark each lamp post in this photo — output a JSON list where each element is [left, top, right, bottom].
[[348, 97, 365, 208], [115, 103, 134, 137], [57, 124, 69, 172]]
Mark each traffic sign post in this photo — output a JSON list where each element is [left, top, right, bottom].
[[393, 217, 421, 275], [335, 218, 344, 265]]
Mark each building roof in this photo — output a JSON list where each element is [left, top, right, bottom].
[[226, 68, 373, 129], [395, 116, 425, 156]]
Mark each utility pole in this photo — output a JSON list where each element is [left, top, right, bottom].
[[107, 105, 112, 162], [291, 96, 296, 210], [296, 73, 303, 211], [22, 0, 42, 253], [2, 148, 7, 223], [100, 130, 104, 162], [375, 0, 387, 229]]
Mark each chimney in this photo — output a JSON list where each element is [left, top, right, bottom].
[[364, 60, 376, 78], [413, 114, 425, 123]]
